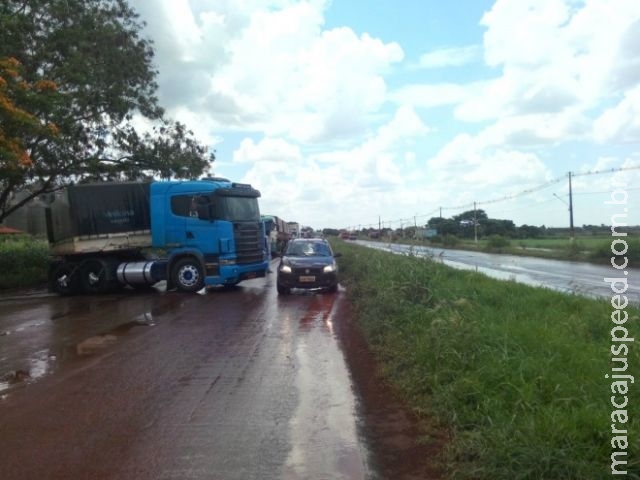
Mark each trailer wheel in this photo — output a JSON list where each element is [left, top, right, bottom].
[[51, 263, 81, 296], [171, 258, 205, 292], [80, 258, 115, 294]]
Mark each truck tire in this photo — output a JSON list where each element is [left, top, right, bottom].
[[51, 263, 81, 296], [171, 258, 205, 293], [80, 258, 117, 294]]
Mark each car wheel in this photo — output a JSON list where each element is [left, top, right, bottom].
[[277, 283, 290, 295], [171, 258, 205, 292], [326, 284, 338, 293]]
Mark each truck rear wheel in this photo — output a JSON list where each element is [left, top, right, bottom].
[[51, 263, 81, 296], [80, 258, 117, 294], [171, 258, 205, 292]]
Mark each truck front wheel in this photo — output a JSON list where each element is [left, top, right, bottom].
[[171, 258, 205, 293]]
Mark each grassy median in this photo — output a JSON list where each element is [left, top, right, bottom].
[[334, 239, 639, 480]]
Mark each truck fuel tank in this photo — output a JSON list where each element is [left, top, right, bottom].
[[116, 260, 167, 287]]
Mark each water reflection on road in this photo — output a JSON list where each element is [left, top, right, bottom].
[[357, 240, 640, 302], [0, 291, 182, 395], [282, 291, 367, 479]]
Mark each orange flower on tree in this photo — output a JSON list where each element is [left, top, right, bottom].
[[0, 57, 60, 172]]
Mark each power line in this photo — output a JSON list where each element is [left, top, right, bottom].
[[340, 165, 640, 230], [572, 186, 640, 196]]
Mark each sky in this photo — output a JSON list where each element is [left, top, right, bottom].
[[128, 0, 640, 230]]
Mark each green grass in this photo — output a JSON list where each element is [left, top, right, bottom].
[[515, 236, 612, 249], [333, 239, 640, 479], [0, 236, 49, 290]]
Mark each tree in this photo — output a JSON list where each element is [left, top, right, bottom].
[[517, 224, 543, 239], [427, 216, 458, 236], [483, 218, 516, 237], [453, 209, 488, 224], [0, 0, 213, 222], [0, 57, 61, 206]]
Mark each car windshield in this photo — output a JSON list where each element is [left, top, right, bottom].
[[286, 241, 332, 257]]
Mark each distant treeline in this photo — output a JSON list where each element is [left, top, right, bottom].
[[323, 209, 638, 239]]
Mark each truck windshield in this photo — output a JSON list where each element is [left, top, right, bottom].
[[216, 196, 261, 222]]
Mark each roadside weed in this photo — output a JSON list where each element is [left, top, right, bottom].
[[335, 240, 640, 480]]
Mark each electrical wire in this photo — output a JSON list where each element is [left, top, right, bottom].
[[338, 165, 640, 230]]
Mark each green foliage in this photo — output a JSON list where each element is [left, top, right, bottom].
[[428, 217, 459, 236], [442, 234, 460, 247], [485, 234, 511, 250], [564, 240, 586, 259], [0, 0, 212, 222], [0, 237, 48, 289], [334, 240, 640, 479], [591, 238, 640, 265], [454, 209, 488, 223]]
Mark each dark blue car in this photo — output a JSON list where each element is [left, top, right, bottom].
[[276, 238, 340, 294]]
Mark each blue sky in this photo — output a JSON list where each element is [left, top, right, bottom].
[[129, 0, 640, 230]]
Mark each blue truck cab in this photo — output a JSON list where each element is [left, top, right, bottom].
[[151, 179, 269, 290]]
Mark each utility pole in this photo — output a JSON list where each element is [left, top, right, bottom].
[[568, 171, 575, 240], [473, 201, 478, 244], [552, 171, 576, 240]]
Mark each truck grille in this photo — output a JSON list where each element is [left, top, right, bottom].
[[233, 222, 264, 264]]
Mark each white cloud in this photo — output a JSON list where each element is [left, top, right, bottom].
[[427, 130, 551, 191], [391, 82, 483, 109], [447, 0, 640, 150], [593, 85, 640, 143], [239, 106, 430, 227], [466, 2, 636, 111], [131, 0, 404, 145], [417, 45, 482, 68], [233, 137, 302, 163]]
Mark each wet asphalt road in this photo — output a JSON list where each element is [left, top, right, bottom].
[[357, 240, 640, 302], [0, 264, 379, 480]]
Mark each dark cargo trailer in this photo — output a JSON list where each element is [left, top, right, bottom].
[[47, 182, 152, 255]]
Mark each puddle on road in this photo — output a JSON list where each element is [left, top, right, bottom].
[[0, 311, 155, 396], [0, 349, 54, 395]]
